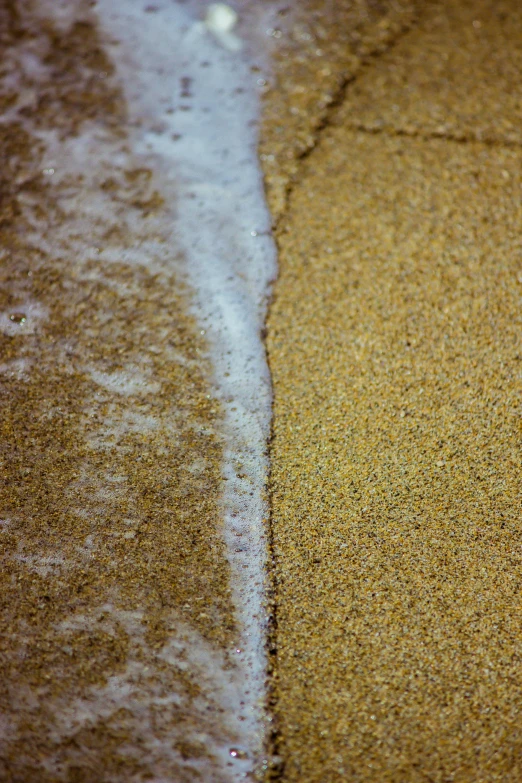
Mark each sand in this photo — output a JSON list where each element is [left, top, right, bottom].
[[259, 0, 417, 222], [0, 5, 238, 780], [265, 0, 522, 780], [2, 0, 522, 780]]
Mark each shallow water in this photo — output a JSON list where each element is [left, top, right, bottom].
[[0, 0, 286, 779]]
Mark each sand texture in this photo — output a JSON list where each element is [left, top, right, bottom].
[[2, 0, 522, 780], [266, 0, 522, 780], [260, 0, 416, 222]]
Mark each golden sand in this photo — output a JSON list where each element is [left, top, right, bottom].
[[260, 0, 417, 222], [265, 1, 522, 780]]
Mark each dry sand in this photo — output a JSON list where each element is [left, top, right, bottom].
[[265, 0, 522, 780], [259, 0, 417, 222]]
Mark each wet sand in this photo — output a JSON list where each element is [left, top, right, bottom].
[[266, 1, 522, 780], [0, 5, 238, 780]]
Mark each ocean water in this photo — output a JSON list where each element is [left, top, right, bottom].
[[0, 0, 289, 779]]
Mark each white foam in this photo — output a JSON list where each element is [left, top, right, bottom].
[[46, 606, 258, 781], [89, 2, 279, 775], [0, 300, 48, 336]]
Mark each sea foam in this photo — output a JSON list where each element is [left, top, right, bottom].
[[90, 0, 278, 776]]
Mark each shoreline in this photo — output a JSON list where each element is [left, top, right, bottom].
[[2, 1, 521, 780], [0, 1, 281, 779]]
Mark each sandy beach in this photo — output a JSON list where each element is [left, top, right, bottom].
[[266, 0, 522, 780], [1, 0, 521, 780]]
